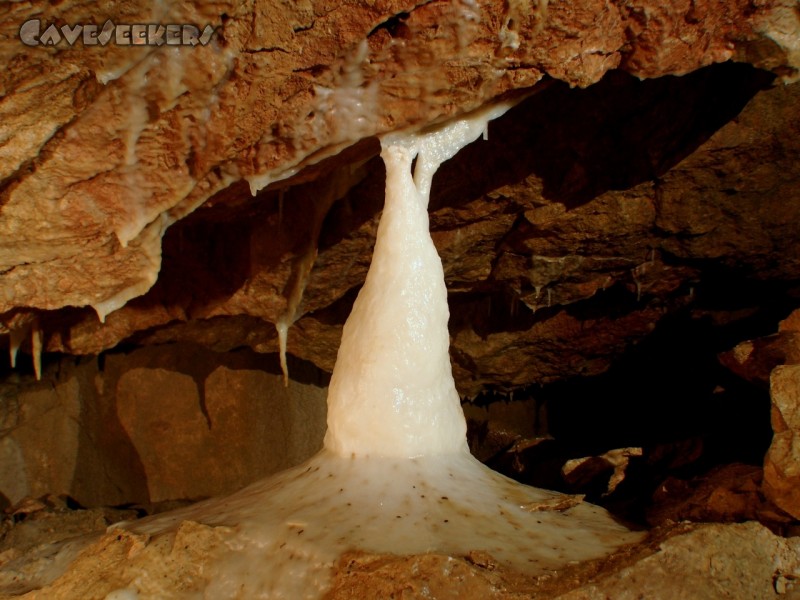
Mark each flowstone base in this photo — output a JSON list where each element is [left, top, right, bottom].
[[2, 493, 797, 599], [0, 449, 639, 599]]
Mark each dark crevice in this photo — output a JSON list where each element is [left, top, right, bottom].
[[368, 11, 411, 38], [468, 277, 799, 525], [243, 46, 290, 54], [430, 62, 776, 213], [293, 21, 316, 34]]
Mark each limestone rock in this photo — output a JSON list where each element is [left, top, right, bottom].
[[562, 447, 643, 497], [718, 310, 800, 520], [720, 335, 800, 386], [0, 1, 798, 399], [764, 364, 800, 520], [556, 522, 800, 600], [648, 463, 791, 527], [0, 376, 81, 508], [325, 552, 533, 600], [719, 306, 800, 386], [0, 499, 137, 568], [115, 360, 326, 502], [0, 346, 327, 508]]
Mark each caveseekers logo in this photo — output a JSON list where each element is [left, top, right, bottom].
[[19, 19, 217, 47]]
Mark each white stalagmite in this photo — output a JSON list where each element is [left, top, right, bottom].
[[5, 103, 640, 598], [326, 101, 519, 458]]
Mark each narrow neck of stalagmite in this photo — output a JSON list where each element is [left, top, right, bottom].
[[324, 102, 515, 458]]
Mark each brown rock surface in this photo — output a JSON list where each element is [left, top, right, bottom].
[[0, 345, 327, 508], [717, 309, 800, 521], [556, 522, 800, 600], [764, 364, 800, 520], [648, 463, 792, 527], [720, 309, 800, 385], [0, 376, 81, 508], [0, 1, 798, 399]]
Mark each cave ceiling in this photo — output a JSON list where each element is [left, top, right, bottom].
[[0, 0, 799, 395]]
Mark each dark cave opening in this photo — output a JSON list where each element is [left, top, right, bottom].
[[466, 276, 800, 526]]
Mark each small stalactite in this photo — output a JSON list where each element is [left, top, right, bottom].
[[31, 319, 43, 381], [8, 323, 27, 369], [275, 165, 368, 385], [5, 313, 43, 380], [630, 248, 658, 302]]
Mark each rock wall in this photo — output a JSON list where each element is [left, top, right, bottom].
[[0, 345, 326, 508]]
